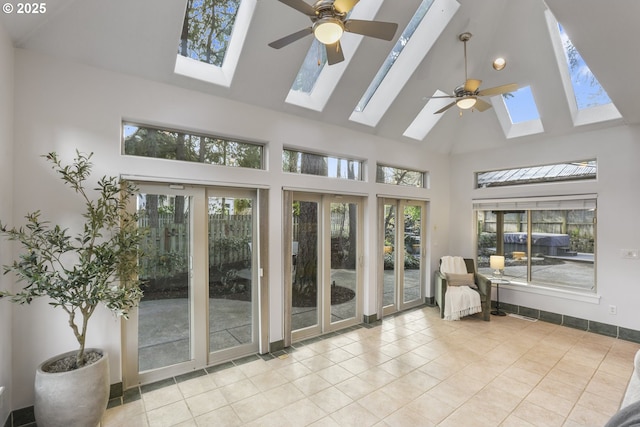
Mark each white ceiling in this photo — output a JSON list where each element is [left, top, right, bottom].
[[2, 0, 639, 153]]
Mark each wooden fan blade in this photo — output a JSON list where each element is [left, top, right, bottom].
[[464, 79, 481, 93], [474, 98, 492, 112], [477, 83, 518, 97], [427, 95, 456, 99], [344, 19, 398, 41], [325, 40, 345, 65], [277, 0, 316, 16], [268, 28, 313, 49], [434, 101, 456, 114], [334, 0, 359, 14]]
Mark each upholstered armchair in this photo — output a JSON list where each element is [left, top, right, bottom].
[[435, 258, 491, 321]]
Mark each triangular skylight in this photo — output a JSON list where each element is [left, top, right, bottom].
[[403, 90, 449, 141], [174, 0, 257, 88], [285, 0, 386, 112], [350, 0, 460, 127], [493, 86, 544, 139], [545, 9, 621, 126]]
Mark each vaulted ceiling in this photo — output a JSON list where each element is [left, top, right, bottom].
[[2, 0, 639, 153]]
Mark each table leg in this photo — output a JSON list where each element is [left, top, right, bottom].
[[491, 283, 506, 316]]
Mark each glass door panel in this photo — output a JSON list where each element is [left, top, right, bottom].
[[402, 204, 422, 304], [208, 195, 255, 354], [383, 204, 396, 309], [329, 202, 357, 324], [380, 199, 425, 315], [137, 193, 192, 372], [292, 199, 320, 333]]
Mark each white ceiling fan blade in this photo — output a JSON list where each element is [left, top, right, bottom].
[[474, 98, 492, 111], [277, 0, 316, 16], [434, 101, 456, 114], [325, 40, 345, 65], [334, 0, 359, 14], [477, 83, 518, 97], [464, 79, 481, 93], [344, 20, 398, 41], [268, 28, 313, 49]]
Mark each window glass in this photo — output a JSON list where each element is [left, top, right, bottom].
[[123, 123, 263, 169], [476, 160, 596, 188], [558, 24, 612, 110], [179, 0, 242, 66], [282, 149, 363, 181], [477, 208, 595, 292], [376, 164, 425, 188], [503, 86, 540, 124]]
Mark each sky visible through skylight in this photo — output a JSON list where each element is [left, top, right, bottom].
[[354, 0, 435, 112], [558, 24, 612, 110], [504, 86, 539, 124]]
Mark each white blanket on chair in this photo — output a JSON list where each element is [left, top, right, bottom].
[[441, 256, 482, 321]]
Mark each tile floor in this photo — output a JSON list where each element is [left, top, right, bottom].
[[102, 306, 639, 427]]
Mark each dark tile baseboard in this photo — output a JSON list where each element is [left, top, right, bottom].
[[492, 300, 640, 343]]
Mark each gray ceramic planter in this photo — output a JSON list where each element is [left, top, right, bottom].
[[34, 349, 109, 427]]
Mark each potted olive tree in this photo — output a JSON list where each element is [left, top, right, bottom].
[[0, 151, 144, 427]]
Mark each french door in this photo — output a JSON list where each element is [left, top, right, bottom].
[[284, 192, 363, 343], [124, 184, 261, 387], [380, 198, 426, 316]]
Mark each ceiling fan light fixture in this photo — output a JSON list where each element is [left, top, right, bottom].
[[456, 96, 477, 110], [493, 57, 506, 71], [313, 18, 344, 45]]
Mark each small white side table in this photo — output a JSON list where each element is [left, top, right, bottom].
[[490, 278, 510, 316]]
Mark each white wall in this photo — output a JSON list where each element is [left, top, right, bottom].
[[10, 48, 451, 408], [449, 125, 640, 330], [0, 20, 14, 423]]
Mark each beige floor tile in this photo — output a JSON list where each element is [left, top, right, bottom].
[[142, 384, 184, 411], [512, 401, 565, 427], [323, 347, 356, 364], [177, 375, 217, 398], [194, 405, 243, 427], [219, 377, 260, 403], [329, 402, 380, 427], [230, 393, 282, 424], [102, 401, 148, 427], [292, 372, 332, 396], [146, 400, 193, 427], [119, 306, 638, 427], [276, 361, 314, 381], [185, 389, 227, 417], [335, 374, 378, 400], [524, 387, 575, 417], [311, 386, 354, 413], [262, 381, 305, 407], [281, 397, 327, 426], [381, 406, 437, 427], [566, 403, 612, 426], [249, 369, 289, 392], [356, 388, 404, 419], [338, 355, 372, 375], [209, 366, 247, 387]]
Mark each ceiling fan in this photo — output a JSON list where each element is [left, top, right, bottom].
[[268, 0, 398, 65], [431, 32, 518, 114]]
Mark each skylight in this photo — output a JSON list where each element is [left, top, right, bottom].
[[349, 0, 460, 127], [285, 0, 386, 112], [492, 85, 544, 139], [354, 0, 435, 113], [174, 0, 256, 88], [545, 10, 621, 126]]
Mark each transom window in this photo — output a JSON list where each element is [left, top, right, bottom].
[[376, 164, 425, 188], [476, 160, 596, 188], [283, 149, 363, 181], [123, 122, 264, 169]]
